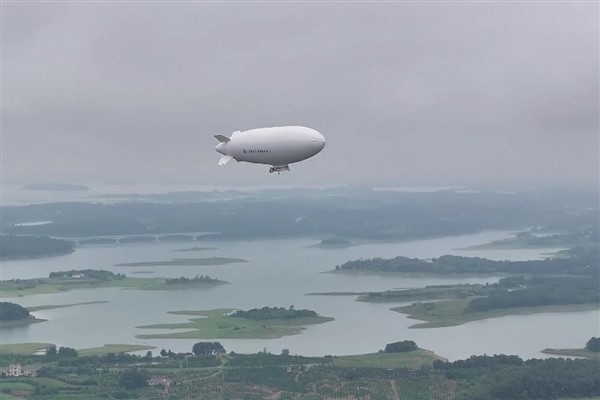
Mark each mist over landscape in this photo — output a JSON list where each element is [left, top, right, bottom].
[[1, 2, 599, 399]]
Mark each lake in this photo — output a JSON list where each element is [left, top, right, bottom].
[[1, 230, 598, 361]]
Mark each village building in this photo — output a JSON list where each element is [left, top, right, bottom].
[[147, 376, 172, 387], [3, 364, 37, 377]]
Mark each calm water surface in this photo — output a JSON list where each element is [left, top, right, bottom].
[[1, 231, 598, 361]]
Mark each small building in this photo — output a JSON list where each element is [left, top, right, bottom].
[[7, 364, 22, 377], [4, 364, 37, 377], [147, 377, 172, 387]]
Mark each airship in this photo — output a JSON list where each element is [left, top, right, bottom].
[[214, 126, 326, 173]]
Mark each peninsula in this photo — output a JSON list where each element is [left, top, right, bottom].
[[0, 270, 228, 298]]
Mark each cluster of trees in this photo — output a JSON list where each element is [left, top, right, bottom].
[[435, 356, 600, 399], [231, 306, 317, 320], [513, 229, 597, 246], [192, 341, 226, 356], [227, 351, 327, 368], [164, 274, 216, 284], [384, 340, 417, 353], [117, 369, 149, 390], [48, 269, 125, 280], [45, 346, 78, 358], [337, 249, 599, 277], [433, 354, 524, 370], [0, 235, 74, 259], [466, 276, 599, 313], [0, 302, 30, 321], [586, 337, 600, 352]]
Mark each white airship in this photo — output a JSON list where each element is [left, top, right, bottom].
[[214, 126, 326, 173]]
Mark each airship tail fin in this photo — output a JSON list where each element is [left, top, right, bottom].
[[218, 155, 234, 166], [214, 134, 230, 143]]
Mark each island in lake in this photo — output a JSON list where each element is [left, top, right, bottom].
[[313, 238, 353, 248], [115, 257, 247, 267], [136, 306, 334, 339], [0, 269, 228, 298]]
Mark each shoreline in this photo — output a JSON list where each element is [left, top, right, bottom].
[[393, 302, 600, 329], [541, 348, 600, 360], [0, 249, 75, 261], [0, 316, 47, 328]]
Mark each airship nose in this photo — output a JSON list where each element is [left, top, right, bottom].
[[311, 131, 326, 149], [318, 134, 326, 148]]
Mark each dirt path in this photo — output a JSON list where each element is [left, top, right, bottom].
[[390, 380, 400, 399]]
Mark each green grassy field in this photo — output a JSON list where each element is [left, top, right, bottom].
[[0, 380, 36, 391], [136, 308, 334, 339], [0, 343, 54, 355], [77, 344, 156, 356], [0, 277, 228, 298], [394, 300, 600, 328], [333, 349, 443, 368], [0, 342, 155, 356]]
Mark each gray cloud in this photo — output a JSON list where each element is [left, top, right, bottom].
[[2, 2, 598, 188]]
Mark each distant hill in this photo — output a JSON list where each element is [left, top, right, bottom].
[[23, 183, 90, 191]]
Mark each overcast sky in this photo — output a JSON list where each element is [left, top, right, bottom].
[[2, 2, 598, 189]]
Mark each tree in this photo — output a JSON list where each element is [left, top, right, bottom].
[[160, 349, 168, 357], [57, 346, 78, 358], [384, 340, 417, 353], [118, 369, 149, 389], [586, 337, 600, 352], [46, 345, 57, 356], [192, 342, 225, 356]]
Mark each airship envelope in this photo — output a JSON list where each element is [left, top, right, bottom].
[[214, 126, 326, 173]]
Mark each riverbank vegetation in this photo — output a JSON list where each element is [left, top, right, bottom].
[[542, 336, 600, 360], [136, 308, 334, 339]]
